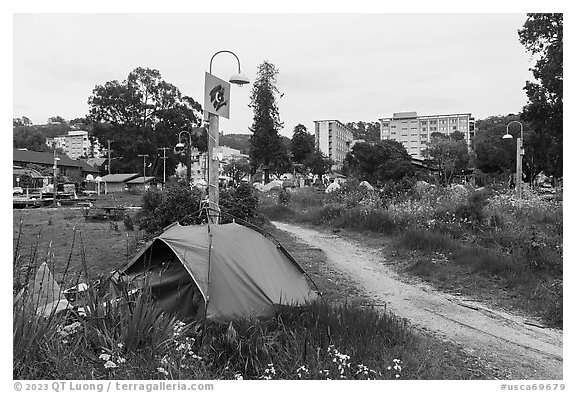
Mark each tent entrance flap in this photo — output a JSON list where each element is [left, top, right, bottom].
[[123, 240, 204, 319]]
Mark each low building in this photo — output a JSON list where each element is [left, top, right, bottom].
[[99, 173, 139, 193], [13, 148, 99, 184], [126, 176, 164, 193]]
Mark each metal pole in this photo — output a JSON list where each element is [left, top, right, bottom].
[[138, 154, 149, 178], [158, 147, 169, 184], [107, 140, 113, 175], [208, 113, 220, 223], [516, 138, 522, 199], [52, 151, 58, 207]]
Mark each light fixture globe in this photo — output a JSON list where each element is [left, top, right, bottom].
[[175, 142, 186, 149], [502, 133, 513, 139], [229, 73, 250, 86]]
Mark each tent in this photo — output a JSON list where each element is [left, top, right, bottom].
[[115, 222, 318, 321], [14, 262, 71, 317]]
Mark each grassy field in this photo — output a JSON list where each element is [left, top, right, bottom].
[[13, 191, 504, 380]]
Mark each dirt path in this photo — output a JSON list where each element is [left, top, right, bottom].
[[273, 222, 563, 380]]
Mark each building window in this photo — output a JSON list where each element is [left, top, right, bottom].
[[421, 133, 427, 138]]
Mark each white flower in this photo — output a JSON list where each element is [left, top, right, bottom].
[[99, 353, 111, 361], [234, 373, 243, 380], [104, 360, 118, 369], [157, 367, 169, 376], [117, 343, 124, 349]]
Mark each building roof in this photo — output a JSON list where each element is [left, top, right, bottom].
[[13, 148, 99, 174], [13, 148, 79, 168], [126, 176, 164, 185], [76, 159, 100, 174], [100, 173, 139, 183]]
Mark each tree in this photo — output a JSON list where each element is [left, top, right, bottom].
[[423, 133, 470, 185], [472, 114, 535, 180], [248, 61, 287, 183], [222, 158, 251, 186], [13, 117, 32, 127], [344, 140, 414, 185], [304, 150, 333, 178], [518, 13, 563, 177], [290, 124, 315, 164], [88, 67, 203, 176], [346, 121, 381, 143]]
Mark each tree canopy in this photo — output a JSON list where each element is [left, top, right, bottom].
[[344, 140, 414, 185], [518, 13, 563, 177], [290, 124, 315, 164], [88, 67, 203, 176], [423, 132, 470, 185]]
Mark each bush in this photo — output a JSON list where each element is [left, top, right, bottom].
[[220, 183, 259, 224], [395, 228, 457, 254], [138, 184, 202, 234]]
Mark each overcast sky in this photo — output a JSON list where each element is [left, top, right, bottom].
[[13, 13, 534, 138]]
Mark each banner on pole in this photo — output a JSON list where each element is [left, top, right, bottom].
[[204, 72, 230, 119]]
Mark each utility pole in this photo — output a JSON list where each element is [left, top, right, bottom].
[[107, 140, 114, 175], [158, 147, 169, 184], [138, 154, 149, 178]]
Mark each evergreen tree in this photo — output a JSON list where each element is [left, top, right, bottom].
[[248, 61, 287, 183]]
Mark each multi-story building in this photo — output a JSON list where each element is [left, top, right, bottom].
[[314, 120, 354, 170], [379, 112, 475, 158], [46, 130, 99, 159]]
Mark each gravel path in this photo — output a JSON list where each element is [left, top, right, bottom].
[[273, 222, 563, 380]]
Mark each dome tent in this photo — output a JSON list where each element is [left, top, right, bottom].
[[115, 222, 318, 322]]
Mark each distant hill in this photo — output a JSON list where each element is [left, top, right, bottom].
[[220, 133, 251, 153]]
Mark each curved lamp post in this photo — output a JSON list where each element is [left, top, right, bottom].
[[175, 130, 193, 185], [205, 50, 249, 223], [502, 120, 524, 199]]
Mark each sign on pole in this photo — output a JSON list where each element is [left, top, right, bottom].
[[204, 72, 230, 119]]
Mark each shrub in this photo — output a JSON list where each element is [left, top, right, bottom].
[[220, 183, 259, 224], [138, 184, 202, 234], [395, 228, 457, 254]]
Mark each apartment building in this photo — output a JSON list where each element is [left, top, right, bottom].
[[314, 120, 354, 170], [46, 130, 99, 159], [379, 112, 475, 158]]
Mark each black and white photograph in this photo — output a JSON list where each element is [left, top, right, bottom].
[[10, 5, 566, 390]]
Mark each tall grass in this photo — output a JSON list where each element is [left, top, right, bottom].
[[13, 218, 490, 379]]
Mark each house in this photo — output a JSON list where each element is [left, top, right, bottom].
[[13, 148, 99, 184], [126, 176, 164, 193], [99, 173, 139, 194]]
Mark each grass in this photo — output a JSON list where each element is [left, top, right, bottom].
[[13, 192, 502, 380]]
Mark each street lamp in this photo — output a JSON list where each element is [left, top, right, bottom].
[[52, 154, 60, 207], [502, 120, 524, 199], [205, 50, 250, 223], [176, 130, 193, 185]]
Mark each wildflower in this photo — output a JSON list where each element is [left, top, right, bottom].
[[296, 365, 309, 379], [117, 357, 126, 364], [104, 360, 118, 369], [117, 342, 124, 349], [157, 367, 169, 376], [234, 373, 243, 380], [99, 353, 111, 361]]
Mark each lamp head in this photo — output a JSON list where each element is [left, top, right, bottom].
[[229, 73, 250, 86], [502, 133, 513, 140], [175, 142, 185, 149]]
